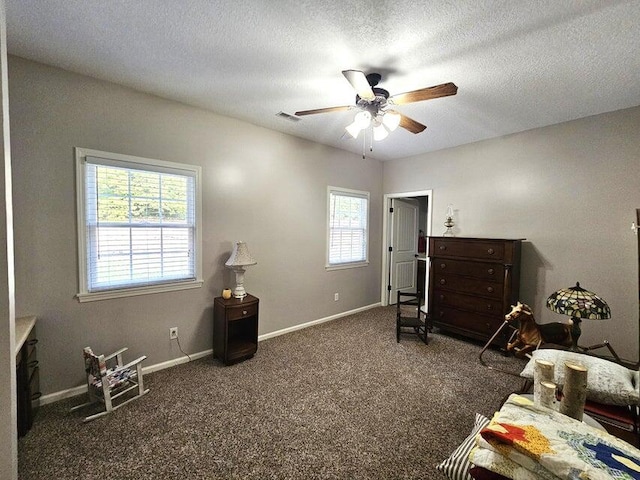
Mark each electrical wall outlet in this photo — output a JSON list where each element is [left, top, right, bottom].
[[169, 327, 178, 340], [334, 293, 339, 301]]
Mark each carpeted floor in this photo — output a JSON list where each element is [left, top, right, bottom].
[[18, 306, 527, 479]]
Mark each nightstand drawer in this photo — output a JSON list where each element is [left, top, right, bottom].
[[227, 303, 258, 321]]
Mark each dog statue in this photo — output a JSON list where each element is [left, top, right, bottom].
[[505, 302, 573, 356]]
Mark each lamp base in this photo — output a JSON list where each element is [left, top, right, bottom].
[[231, 267, 248, 299], [232, 289, 247, 299], [570, 317, 621, 363], [443, 217, 454, 237], [570, 317, 582, 351]]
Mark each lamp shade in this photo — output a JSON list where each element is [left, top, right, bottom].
[[225, 241, 257, 267], [373, 124, 388, 141], [382, 111, 401, 131], [546, 282, 611, 320]]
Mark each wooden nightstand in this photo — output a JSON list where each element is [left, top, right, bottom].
[[213, 294, 259, 365]]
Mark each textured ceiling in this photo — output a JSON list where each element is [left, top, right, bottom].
[[6, 0, 640, 161]]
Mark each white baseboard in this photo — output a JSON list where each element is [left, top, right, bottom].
[[39, 302, 382, 406], [257, 302, 381, 341]]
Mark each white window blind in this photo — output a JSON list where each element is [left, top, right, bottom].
[[76, 148, 202, 301], [327, 187, 369, 268]]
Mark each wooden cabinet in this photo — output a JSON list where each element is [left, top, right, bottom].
[[427, 237, 522, 345], [16, 317, 40, 437], [213, 294, 259, 365]]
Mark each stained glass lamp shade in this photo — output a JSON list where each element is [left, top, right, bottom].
[[546, 282, 611, 351]]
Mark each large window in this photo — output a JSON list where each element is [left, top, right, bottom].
[[75, 148, 202, 302], [327, 186, 369, 269]]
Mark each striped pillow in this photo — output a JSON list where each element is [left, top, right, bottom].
[[436, 413, 490, 480]]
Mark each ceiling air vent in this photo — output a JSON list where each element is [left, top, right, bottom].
[[276, 111, 300, 122]]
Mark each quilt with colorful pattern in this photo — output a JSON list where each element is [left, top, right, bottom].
[[470, 394, 640, 480]]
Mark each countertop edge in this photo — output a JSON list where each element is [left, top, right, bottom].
[[15, 315, 37, 355]]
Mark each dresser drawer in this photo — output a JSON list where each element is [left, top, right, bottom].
[[431, 306, 503, 338], [432, 288, 503, 316], [434, 274, 503, 299], [227, 303, 258, 321], [432, 258, 503, 280], [430, 238, 506, 261]]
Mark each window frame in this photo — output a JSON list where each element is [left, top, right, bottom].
[[75, 147, 203, 302], [326, 186, 370, 270]]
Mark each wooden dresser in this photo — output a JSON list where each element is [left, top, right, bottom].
[[427, 237, 523, 345]]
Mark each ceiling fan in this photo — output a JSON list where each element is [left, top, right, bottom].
[[295, 70, 458, 140]]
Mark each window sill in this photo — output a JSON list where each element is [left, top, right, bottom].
[[325, 261, 369, 271], [76, 280, 204, 303]]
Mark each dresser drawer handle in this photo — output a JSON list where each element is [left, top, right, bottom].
[[27, 360, 39, 368], [487, 304, 493, 310], [439, 311, 444, 318], [439, 295, 445, 301], [242, 310, 248, 315], [439, 279, 446, 285], [487, 286, 494, 293], [487, 268, 495, 275], [31, 391, 42, 401], [28, 339, 38, 346], [440, 263, 446, 269], [439, 245, 447, 251], [487, 248, 495, 255]]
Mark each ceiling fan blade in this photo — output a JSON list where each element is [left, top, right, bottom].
[[294, 105, 352, 116], [398, 113, 427, 134], [342, 70, 375, 101], [391, 82, 458, 105]]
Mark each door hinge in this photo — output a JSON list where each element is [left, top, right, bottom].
[[388, 246, 393, 252], [389, 207, 394, 213], [387, 285, 392, 291]]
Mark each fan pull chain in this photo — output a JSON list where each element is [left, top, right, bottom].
[[370, 126, 373, 153], [362, 129, 366, 159]]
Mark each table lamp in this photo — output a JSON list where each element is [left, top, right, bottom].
[[225, 241, 257, 299], [546, 282, 619, 361]]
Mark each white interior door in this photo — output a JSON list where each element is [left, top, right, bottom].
[[390, 199, 418, 304]]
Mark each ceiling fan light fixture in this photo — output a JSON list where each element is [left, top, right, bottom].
[[346, 111, 372, 138], [345, 121, 362, 138], [382, 111, 401, 131], [373, 124, 389, 141], [354, 111, 372, 128]]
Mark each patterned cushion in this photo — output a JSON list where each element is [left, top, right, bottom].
[[437, 414, 490, 480], [520, 350, 639, 406]]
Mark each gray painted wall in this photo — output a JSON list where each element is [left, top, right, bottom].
[[384, 106, 640, 362], [9, 56, 383, 396]]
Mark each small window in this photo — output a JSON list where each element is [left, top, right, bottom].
[[75, 148, 203, 302], [327, 186, 369, 269]]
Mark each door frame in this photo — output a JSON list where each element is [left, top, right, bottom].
[[381, 189, 433, 306]]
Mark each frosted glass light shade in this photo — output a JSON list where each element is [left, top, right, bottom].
[[373, 124, 388, 141], [346, 121, 362, 138], [355, 111, 372, 128], [382, 111, 401, 131]]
